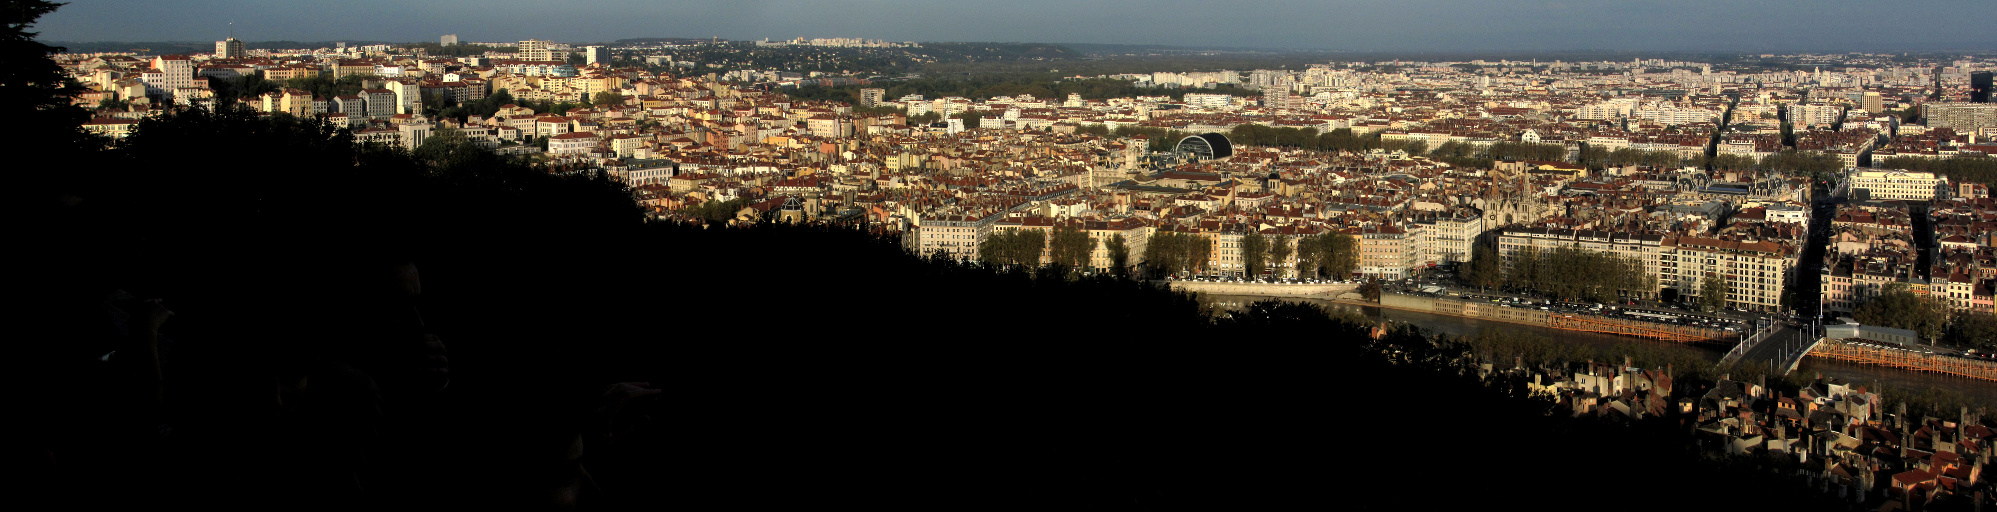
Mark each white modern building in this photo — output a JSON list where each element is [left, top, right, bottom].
[[1849, 170, 1948, 201]]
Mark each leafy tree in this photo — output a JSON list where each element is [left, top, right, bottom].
[[950, 111, 981, 130], [1879, 155, 1997, 187], [677, 198, 755, 224], [4, 0, 95, 163], [1498, 244, 1651, 302], [1943, 310, 1997, 352], [412, 125, 499, 171], [1699, 273, 1730, 313], [1241, 230, 1268, 278], [1709, 153, 1757, 172], [590, 91, 626, 107], [978, 228, 1048, 269], [1187, 234, 1213, 275], [1046, 224, 1094, 271], [1853, 284, 1947, 342], [1107, 234, 1130, 278], [1608, 147, 1645, 167], [97, 97, 127, 111], [1293, 232, 1356, 279], [1325, 233, 1358, 278], [1504, 246, 1540, 292], [284, 74, 372, 102], [1268, 234, 1292, 279], [1487, 141, 1569, 162], [1464, 243, 1502, 290], [1358, 277, 1383, 301], [209, 75, 279, 108], [1578, 145, 1611, 170]]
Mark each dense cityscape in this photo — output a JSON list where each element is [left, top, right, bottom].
[[21, 0, 1997, 509]]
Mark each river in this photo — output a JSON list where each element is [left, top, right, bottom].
[[1204, 294, 1997, 405]]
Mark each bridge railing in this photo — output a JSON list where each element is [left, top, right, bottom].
[[1717, 322, 1779, 368]]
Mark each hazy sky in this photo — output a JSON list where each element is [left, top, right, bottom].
[[35, 0, 1997, 52]]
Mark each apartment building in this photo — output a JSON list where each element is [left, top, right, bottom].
[[1925, 103, 1997, 133], [142, 55, 193, 101], [1498, 228, 1666, 299], [1848, 170, 1948, 201], [518, 39, 552, 62], [1359, 225, 1419, 280], [1414, 208, 1486, 267], [916, 211, 1004, 261], [1662, 236, 1796, 312]]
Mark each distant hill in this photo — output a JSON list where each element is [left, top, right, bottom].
[[612, 37, 721, 44], [43, 40, 399, 55]]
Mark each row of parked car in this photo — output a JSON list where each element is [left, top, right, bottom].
[[1170, 275, 1360, 285], [1455, 293, 1751, 331]]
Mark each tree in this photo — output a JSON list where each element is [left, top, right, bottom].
[[1187, 235, 1213, 275], [1294, 232, 1354, 279], [1505, 246, 1541, 291], [1854, 284, 1947, 342], [1699, 273, 1730, 313], [1241, 231, 1268, 278], [1358, 277, 1383, 302], [1107, 234, 1130, 278], [1046, 224, 1094, 272], [1578, 145, 1611, 169], [951, 111, 981, 130], [1268, 234, 1292, 279], [4, 0, 95, 164], [1464, 243, 1501, 290], [1943, 310, 1997, 351], [590, 91, 626, 107], [1609, 147, 1644, 167], [1145, 231, 1182, 278], [1325, 233, 1357, 278]]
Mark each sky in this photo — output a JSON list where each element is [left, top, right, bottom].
[[34, 0, 1997, 53]]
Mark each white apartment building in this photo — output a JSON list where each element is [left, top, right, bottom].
[[1182, 93, 1233, 109], [518, 39, 552, 61], [142, 55, 193, 101], [548, 131, 600, 155], [389, 80, 423, 114], [362, 89, 397, 118], [1660, 237, 1796, 312], [1786, 103, 1844, 128], [1415, 209, 1486, 267], [1849, 170, 1948, 201], [215, 38, 245, 59], [1925, 103, 1997, 134], [916, 212, 1003, 261]]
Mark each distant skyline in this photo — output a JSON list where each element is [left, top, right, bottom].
[[35, 0, 1997, 53]]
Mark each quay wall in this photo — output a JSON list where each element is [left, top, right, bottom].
[[1381, 293, 1729, 341]]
